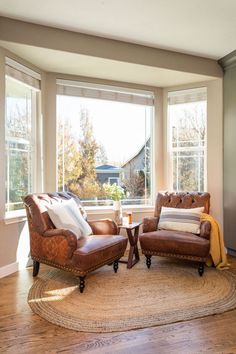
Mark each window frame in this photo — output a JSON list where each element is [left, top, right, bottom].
[[56, 81, 155, 209], [167, 87, 207, 192], [4, 62, 41, 220], [108, 177, 120, 185]]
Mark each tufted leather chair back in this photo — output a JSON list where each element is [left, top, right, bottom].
[[23, 192, 85, 235], [154, 191, 210, 218]]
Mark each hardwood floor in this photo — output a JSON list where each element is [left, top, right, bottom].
[[1, 257, 236, 354]]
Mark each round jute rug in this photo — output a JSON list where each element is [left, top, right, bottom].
[[28, 258, 236, 332]]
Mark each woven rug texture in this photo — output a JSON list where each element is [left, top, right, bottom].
[[28, 257, 236, 332]]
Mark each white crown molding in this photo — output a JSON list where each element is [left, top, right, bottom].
[[0, 16, 222, 78], [219, 50, 236, 70]]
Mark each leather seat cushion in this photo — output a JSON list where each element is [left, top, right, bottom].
[[139, 230, 210, 258], [72, 235, 127, 272]]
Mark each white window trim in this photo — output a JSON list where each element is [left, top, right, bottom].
[[3, 204, 155, 225], [4, 209, 27, 224], [57, 79, 154, 106], [171, 146, 206, 192], [167, 87, 207, 191], [56, 80, 155, 208], [4, 61, 42, 219], [85, 204, 155, 216], [6, 57, 41, 89]]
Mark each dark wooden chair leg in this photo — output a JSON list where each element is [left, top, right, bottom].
[[198, 262, 205, 276], [79, 276, 85, 293], [146, 255, 152, 269], [32, 260, 40, 277], [113, 260, 119, 273]]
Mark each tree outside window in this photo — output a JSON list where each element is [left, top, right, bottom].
[[168, 89, 207, 192], [57, 95, 153, 206], [5, 77, 37, 212]]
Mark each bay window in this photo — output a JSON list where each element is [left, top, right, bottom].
[[57, 80, 154, 207]]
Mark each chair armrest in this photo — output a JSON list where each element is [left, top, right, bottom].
[[88, 219, 118, 235], [42, 229, 78, 258], [142, 217, 159, 233], [199, 220, 211, 240]]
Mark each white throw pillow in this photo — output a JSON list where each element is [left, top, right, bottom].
[[47, 198, 92, 239], [158, 206, 204, 234]]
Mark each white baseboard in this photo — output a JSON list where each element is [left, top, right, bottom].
[[0, 262, 19, 278]]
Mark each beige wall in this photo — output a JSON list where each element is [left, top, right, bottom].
[[0, 44, 223, 275], [206, 79, 223, 225], [41, 72, 57, 191]]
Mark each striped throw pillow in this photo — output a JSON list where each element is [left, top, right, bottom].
[[158, 207, 204, 234]]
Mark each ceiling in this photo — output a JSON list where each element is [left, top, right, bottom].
[[0, 40, 214, 88], [1, 0, 235, 59], [0, 0, 234, 87]]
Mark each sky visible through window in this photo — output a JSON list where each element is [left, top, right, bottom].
[[57, 95, 151, 166], [168, 99, 206, 192]]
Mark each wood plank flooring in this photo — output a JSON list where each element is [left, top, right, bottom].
[[1, 257, 236, 354]]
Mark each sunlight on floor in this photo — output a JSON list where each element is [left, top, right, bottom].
[[29, 285, 77, 303], [16, 222, 31, 270]]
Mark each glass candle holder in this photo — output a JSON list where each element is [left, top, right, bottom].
[[128, 212, 132, 224]]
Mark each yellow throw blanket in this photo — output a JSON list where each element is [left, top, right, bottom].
[[201, 213, 229, 269]]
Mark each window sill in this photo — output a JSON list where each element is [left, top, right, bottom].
[[3, 205, 155, 224], [4, 210, 27, 225], [85, 204, 155, 216]]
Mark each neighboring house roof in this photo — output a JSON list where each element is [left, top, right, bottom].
[[122, 137, 150, 168], [96, 164, 123, 173]]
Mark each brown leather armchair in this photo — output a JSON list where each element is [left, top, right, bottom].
[[139, 192, 211, 276], [23, 192, 127, 292]]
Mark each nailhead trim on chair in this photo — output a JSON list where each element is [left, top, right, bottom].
[[32, 252, 124, 277], [141, 250, 207, 262]]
